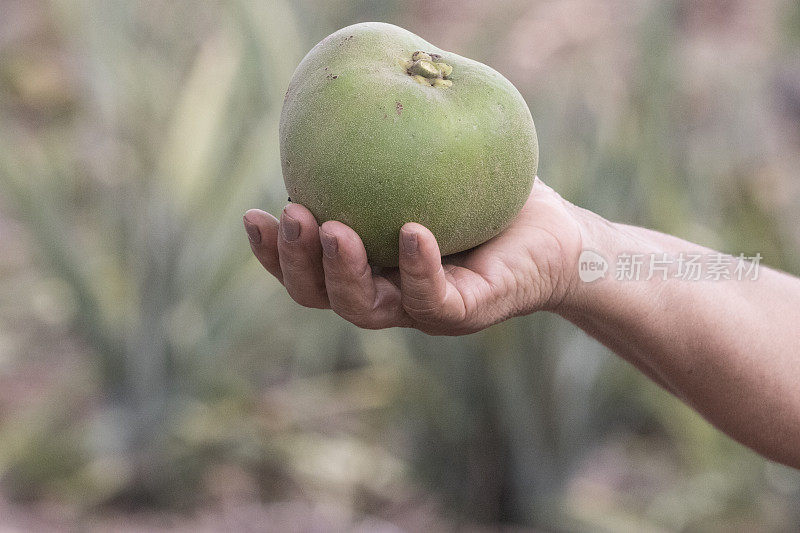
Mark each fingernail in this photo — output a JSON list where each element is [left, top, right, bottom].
[[402, 229, 418, 255], [320, 229, 338, 258], [243, 214, 261, 244], [281, 210, 300, 242]]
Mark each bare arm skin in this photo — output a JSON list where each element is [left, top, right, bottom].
[[243, 177, 800, 468]]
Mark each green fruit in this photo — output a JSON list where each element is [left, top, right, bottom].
[[280, 22, 538, 266]]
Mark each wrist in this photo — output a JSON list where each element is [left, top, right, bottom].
[[554, 204, 647, 317], [555, 203, 694, 324]]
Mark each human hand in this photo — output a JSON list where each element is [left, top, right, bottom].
[[243, 177, 583, 335]]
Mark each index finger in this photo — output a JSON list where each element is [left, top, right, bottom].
[[398, 223, 467, 327]]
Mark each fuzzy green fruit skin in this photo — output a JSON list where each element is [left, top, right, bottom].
[[280, 22, 538, 266]]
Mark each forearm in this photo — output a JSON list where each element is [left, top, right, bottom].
[[244, 177, 800, 466], [558, 206, 800, 468]]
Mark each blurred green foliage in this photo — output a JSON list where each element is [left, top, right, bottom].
[[0, 0, 799, 530]]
